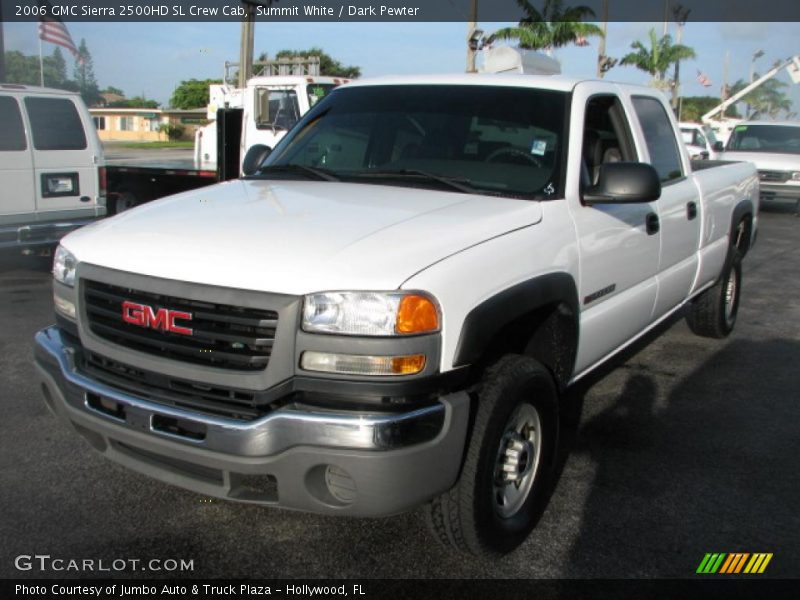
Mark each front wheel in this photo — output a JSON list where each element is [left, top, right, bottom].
[[425, 355, 558, 556]]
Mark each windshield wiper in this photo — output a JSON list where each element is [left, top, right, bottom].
[[258, 164, 340, 182], [350, 169, 480, 194]]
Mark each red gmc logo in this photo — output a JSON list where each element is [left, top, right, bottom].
[[121, 301, 193, 336]]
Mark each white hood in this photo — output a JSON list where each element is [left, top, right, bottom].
[[64, 180, 543, 295], [719, 151, 800, 171]]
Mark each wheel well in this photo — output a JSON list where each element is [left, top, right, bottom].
[[734, 213, 753, 257], [470, 302, 577, 391]]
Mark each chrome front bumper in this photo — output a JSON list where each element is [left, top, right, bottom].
[[34, 327, 470, 516]]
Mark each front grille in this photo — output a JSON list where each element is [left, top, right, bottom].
[[82, 351, 270, 421], [758, 170, 790, 183], [83, 279, 278, 371]]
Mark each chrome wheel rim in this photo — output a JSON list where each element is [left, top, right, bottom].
[[724, 268, 738, 325], [493, 403, 542, 519]]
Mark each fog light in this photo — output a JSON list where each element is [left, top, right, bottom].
[[300, 351, 425, 376], [54, 294, 76, 320]]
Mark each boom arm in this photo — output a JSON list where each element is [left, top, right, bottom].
[[702, 55, 800, 123]]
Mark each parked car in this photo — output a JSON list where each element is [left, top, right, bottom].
[[0, 85, 105, 252], [720, 121, 800, 205], [36, 74, 758, 557], [680, 122, 724, 160]]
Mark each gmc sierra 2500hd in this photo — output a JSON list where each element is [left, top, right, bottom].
[[35, 74, 758, 557]]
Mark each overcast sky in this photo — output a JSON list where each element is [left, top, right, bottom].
[[4, 20, 799, 112]]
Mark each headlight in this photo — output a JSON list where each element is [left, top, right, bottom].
[[302, 291, 440, 336], [53, 245, 77, 287], [792, 171, 800, 181]]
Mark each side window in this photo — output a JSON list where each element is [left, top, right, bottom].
[[632, 96, 683, 183], [582, 95, 636, 186], [24, 97, 87, 151], [694, 130, 707, 148], [0, 96, 28, 151]]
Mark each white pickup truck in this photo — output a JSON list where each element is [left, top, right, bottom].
[[720, 120, 800, 207], [35, 74, 758, 557]]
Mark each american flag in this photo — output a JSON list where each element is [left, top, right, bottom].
[[696, 70, 712, 87], [38, 1, 83, 64]]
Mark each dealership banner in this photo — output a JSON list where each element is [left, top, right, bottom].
[[4, 0, 800, 22], [3, 579, 799, 599]]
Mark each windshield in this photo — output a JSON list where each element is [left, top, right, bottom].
[[726, 124, 800, 154], [258, 85, 569, 199]]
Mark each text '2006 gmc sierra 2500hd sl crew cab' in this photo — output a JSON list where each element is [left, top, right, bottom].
[[35, 74, 758, 557]]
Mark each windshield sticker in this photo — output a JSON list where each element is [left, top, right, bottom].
[[544, 182, 555, 195], [734, 126, 748, 132], [531, 139, 547, 156]]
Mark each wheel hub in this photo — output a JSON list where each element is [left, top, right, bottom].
[[492, 403, 542, 519]]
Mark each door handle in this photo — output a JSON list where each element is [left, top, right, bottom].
[[687, 201, 697, 220], [646, 212, 660, 235]]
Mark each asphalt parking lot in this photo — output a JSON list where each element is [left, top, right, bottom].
[[0, 204, 797, 579]]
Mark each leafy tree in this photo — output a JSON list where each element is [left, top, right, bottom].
[[729, 75, 793, 119], [680, 96, 739, 123], [260, 48, 361, 78], [169, 78, 222, 109], [108, 96, 160, 109], [102, 85, 124, 96], [3, 49, 76, 90], [73, 39, 100, 105], [619, 29, 696, 89], [486, 0, 604, 50]]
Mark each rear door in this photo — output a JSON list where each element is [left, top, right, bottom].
[[630, 95, 702, 317], [23, 94, 98, 217], [0, 94, 35, 220]]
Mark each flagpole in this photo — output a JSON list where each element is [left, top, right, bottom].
[[39, 32, 45, 87]]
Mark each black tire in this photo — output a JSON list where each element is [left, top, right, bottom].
[[686, 252, 742, 339], [425, 354, 558, 557], [112, 190, 138, 215]]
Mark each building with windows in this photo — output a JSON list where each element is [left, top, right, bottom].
[[88, 108, 207, 142]]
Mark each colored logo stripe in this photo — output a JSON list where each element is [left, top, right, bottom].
[[697, 552, 773, 574], [744, 553, 773, 574]]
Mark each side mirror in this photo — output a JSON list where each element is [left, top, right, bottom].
[[712, 141, 724, 152], [241, 144, 272, 176], [583, 162, 661, 204]]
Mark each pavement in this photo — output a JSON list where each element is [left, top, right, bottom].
[[0, 204, 797, 579]]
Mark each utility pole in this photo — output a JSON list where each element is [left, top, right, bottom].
[[466, 0, 478, 73], [596, 0, 609, 78], [238, 3, 255, 88], [0, 18, 5, 83], [671, 3, 690, 110]]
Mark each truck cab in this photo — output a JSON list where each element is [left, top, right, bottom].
[[0, 85, 105, 252], [194, 76, 347, 167]]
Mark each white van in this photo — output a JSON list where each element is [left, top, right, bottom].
[[0, 85, 105, 252]]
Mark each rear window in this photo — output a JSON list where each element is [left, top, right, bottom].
[[0, 96, 27, 151], [24, 97, 87, 151]]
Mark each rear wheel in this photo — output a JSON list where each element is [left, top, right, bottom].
[[112, 191, 138, 215], [686, 252, 742, 339], [425, 355, 558, 556]]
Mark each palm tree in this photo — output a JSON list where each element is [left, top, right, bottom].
[[620, 28, 696, 90], [729, 76, 793, 119], [487, 0, 604, 51]]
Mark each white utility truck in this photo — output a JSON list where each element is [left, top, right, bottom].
[[0, 85, 106, 252], [105, 69, 346, 214], [36, 73, 758, 557]]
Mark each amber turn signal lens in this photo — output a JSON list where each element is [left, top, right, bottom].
[[391, 354, 427, 374], [395, 294, 440, 334]]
